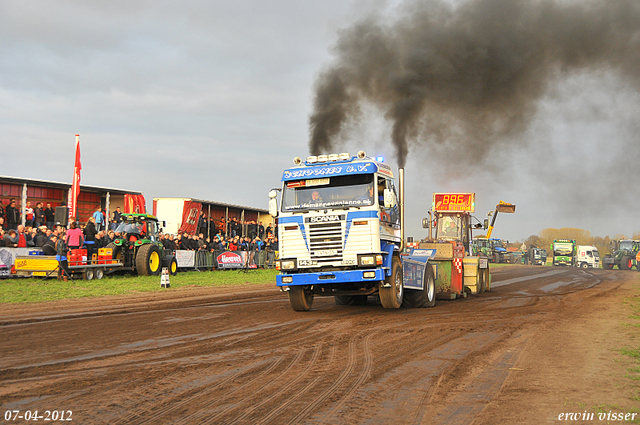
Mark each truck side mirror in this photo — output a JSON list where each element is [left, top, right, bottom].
[[383, 189, 397, 209], [422, 218, 429, 228], [269, 198, 278, 217], [483, 219, 489, 230]]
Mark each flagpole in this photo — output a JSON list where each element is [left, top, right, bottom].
[[68, 134, 82, 225]]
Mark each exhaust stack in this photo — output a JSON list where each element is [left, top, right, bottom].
[[399, 168, 405, 252]]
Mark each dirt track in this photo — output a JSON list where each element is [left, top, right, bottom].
[[1, 266, 638, 424]]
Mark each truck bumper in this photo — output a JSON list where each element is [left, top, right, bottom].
[[276, 268, 385, 286]]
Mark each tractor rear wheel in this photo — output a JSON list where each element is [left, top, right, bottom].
[[136, 244, 162, 276], [106, 243, 123, 264], [403, 264, 436, 308]]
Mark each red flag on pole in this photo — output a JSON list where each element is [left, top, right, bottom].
[[68, 134, 82, 223]]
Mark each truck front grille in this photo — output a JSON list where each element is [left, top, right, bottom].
[[308, 221, 343, 263]]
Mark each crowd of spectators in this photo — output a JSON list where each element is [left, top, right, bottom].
[[1, 199, 279, 269]]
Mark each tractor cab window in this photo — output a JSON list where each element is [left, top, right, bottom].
[[437, 215, 462, 240]]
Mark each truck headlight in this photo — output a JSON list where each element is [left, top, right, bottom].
[[358, 254, 383, 266], [279, 260, 296, 270]]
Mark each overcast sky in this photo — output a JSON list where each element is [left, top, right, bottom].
[[1, 0, 639, 243]]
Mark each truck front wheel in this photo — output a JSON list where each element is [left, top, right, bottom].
[[380, 256, 403, 309], [288, 286, 314, 311]]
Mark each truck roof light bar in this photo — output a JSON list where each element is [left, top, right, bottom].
[[339, 152, 350, 160], [306, 156, 318, 163], [328, 154, 339, 161]]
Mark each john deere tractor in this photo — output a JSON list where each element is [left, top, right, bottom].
[[106, 213, 177, 276]]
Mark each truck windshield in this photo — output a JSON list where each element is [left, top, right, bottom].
[[282, 174, 374, 212], [554, 243, 573, 256]]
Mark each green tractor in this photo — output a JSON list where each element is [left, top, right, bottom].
[[106, 213, 178, 276], [602, 240, 640, 270]]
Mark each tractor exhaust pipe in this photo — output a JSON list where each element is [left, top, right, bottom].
[[399, 168, 405, 252]]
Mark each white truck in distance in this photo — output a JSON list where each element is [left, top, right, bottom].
[[576, 245, 599, 268]]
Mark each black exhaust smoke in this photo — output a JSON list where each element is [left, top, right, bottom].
[[308, 0, 640, 168]]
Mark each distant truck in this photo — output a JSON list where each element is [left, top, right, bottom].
[[552, 239, 577, 266], [602, 240, 640, 270], [575, 245, 599, 269], [528, 246, 547, 265]]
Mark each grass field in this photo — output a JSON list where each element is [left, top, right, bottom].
[[0, 269, 279, 304]]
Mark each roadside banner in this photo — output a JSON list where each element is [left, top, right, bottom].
[[175, 250, 195, 268]]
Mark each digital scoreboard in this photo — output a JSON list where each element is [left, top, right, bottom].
[[433, 193, 475, 212]]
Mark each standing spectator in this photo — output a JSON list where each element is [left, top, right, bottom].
[[247, 220, 257, 239], [55, 232, 71, 281], [93, 206, 104, 231], [218, 216, 226, 237], [111, 207, 122, 230], [34, 202, 45, 228], [24, 201, 34, 227], [84, 217, 98, 263], [265, 236, 276, 268], [265, 223, 273, 238], [44, 203, 55, 229], [197, 211, 207, 238], [66, 222, 84, 250], [16, 225, 28, 248], [5, 199, 20, 230], [258, 221, 265, 239]]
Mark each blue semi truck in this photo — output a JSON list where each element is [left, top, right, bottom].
[[270, 151, 437, 311]]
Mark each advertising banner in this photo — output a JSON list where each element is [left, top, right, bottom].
[[216, 251, 244, 269], [178, 201, 202, 234], [175, 250, 195, 268]]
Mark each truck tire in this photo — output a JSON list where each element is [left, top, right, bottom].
[[379, 256, 403, 309], [288, 285, 314, 311], [136, 244, 162, 276], [335, 295, 368, 305], [581, 262, 589, 269], [620, 256, 631, 270], [402, 264, 435, 308]]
